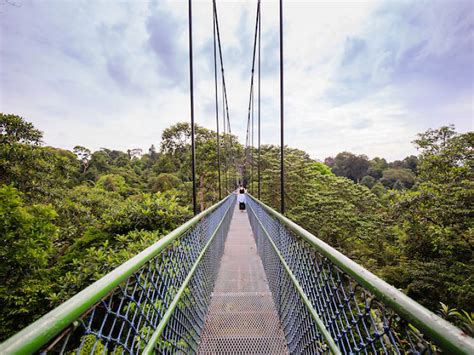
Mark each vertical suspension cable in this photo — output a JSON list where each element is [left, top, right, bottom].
[[213, 4, 221, 200], [245, 0, 260, 190], [258, 0, 261, 199], [222, 67, 228, 194], [188, 0, 197, 215], [222, 75, 228, 193], [279, 0, 285, 214], [251, 79, 254, 194], [226, 97, 235, 192], [213, 0, 234, 192]]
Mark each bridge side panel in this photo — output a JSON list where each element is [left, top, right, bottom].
[[31, 196, 235, 355], [246, 196, 474, 354]]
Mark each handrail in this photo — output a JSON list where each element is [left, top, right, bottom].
[[246, 200, 341, 354], [0, 195, 232, 354], [248, 194, 474, 354], [142, 198, 234, 354]]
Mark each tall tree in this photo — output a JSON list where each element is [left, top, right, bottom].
[[73, 146, 91, 174], [0, 113, 43, 145], [368, 157, 388, 179], [331, 152, 370, 182], [383, 126, 473, 310]]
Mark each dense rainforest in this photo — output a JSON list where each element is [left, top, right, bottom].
[[0, 113, 472, 340]]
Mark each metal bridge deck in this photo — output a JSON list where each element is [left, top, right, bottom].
[[198, 202, 288, 354]]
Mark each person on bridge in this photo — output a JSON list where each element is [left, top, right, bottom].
[[237, 185, 246, 212]]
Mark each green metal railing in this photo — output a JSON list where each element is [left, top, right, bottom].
[[247, 195, 474, 354], [0, 195, 235, 354]]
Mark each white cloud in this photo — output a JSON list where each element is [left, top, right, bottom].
[[0, 0, 472, 161]]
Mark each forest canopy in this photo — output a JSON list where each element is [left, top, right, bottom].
[[0, 113, 472, 339]]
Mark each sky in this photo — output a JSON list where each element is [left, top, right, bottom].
[[1, 0, 473, 161]]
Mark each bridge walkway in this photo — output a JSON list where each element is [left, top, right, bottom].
[[198, 202, 288, 354]]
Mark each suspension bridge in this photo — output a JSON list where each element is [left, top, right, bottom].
[[1, 0, 473, 354]]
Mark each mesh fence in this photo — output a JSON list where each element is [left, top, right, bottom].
[[197, 203, 288, 354], [247, 197, 439, 354], [40, 195, 234, 355]]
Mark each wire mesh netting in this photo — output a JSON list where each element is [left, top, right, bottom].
[[40, 195, 234, 354], [198, 203, 288, 354], [247, 197, 439, 354]]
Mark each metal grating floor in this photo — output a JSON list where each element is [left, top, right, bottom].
[[198, 203, 288, 354]]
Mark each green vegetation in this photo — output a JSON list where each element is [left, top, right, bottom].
[[249, 126, 473, 334], [320, 127, 473, 318], [0, 113, 472, 339]]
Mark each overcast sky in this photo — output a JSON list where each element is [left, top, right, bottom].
[[1, 0, 473, 161]]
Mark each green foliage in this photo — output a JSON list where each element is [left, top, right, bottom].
[[0, 113, 43, 145], [96, 174, 129, 194], [56, 229, 167, 299], [0, 144, 80, 202], [269, 126, 473, 316], [73, 145, 91, 173], [380, 168, 415, 189], [51, 185, 124, 246], [103, 192, 191, 235], [159, 122, 239, 210], [401, 155, 418, 172], [381, 127, 473, 311], [0, 185, 57, 339], [438, 303, 474, 337], [74, 334, 106, 354], [309, 161, 333, 176], [371, 182, 387, 198], [0, 114, 471, 343], [257, 145, 383, 263], [289, 175, 385, 261], [414, 126, 472, 184], [148, 173, 182, 193], [0, 115, 195, 340], [330, 151, 370, 182], [368, 157, 388, 179], [360, 175, 376, 189], [392, 180, 405, 190], [327, 152, 418, 192], [456, 310, 474, 336]]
